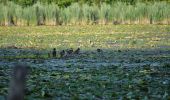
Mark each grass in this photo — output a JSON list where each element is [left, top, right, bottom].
[[0, 2, 170, 26], [0, 25, 170, 50], [0, 25, 170, 99]]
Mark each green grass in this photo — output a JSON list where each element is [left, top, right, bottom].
[[0, 25, 170, 50]]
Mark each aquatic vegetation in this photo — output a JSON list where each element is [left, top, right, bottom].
[[0, 25, 170, 99]]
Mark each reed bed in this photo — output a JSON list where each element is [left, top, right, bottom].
[[0, 2, 169, 26]]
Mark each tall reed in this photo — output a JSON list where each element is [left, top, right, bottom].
[[0, 1, 169, 26], [0, 4, 6, 25]]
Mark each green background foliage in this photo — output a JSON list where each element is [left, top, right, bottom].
[[0, 0, 170, 7], [0, 0, 169, 26]]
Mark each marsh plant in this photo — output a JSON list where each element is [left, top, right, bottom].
[[0, 1, 169, 26]]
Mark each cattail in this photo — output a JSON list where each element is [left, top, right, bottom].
[[0, 2, 169, 26]]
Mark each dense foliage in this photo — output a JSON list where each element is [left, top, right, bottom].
[[0, 1, 169, 26], [0, 0, 169, 7]]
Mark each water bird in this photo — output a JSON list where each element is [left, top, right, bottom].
[[60, 50, 65, 58], [52, 48, 56, 57], [118, 50, 121, 52], [74, 48, 80, 54], [97, 48, 102, 52], [66, 48, 73, 55]]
